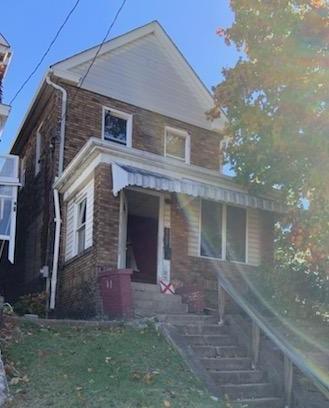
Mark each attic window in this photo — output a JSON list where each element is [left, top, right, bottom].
[[103, 107, 132, 147]]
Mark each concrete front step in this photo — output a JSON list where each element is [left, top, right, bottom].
[[220, 382, 275, 400], [192, 345, 246, 358], [209, 369, 265, 385], [158, 313, 218, 325], [175, 324, 229, 336], [201, 357, 252, 371], [229, 397, 283, 408], [182, 334, 232, 346], [133, 291, 181, 302], [132, 282, 160, 293], [135, 302, 188, 316]]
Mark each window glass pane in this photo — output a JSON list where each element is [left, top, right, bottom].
[[200, 200, 222, 258], [0, 156, 16, 179], [166, 131, 186, 160], [0, 197, 12, 236], [227, 206, 246, 262], [104, 111, 127, 144], [77, 199, 86, 227], [77, 227, 86, 254]]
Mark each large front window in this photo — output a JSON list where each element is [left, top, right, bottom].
[[200, 200, 247, 263], [200, 200, 222, 258], [103, 108, 132, 147]]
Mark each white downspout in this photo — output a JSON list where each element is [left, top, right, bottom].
[[50, 189, 61, 309], [46, 75, 67, 175], [46, 74, 67, 310]]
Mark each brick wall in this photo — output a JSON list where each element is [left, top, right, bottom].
[[57, 163, 120, 317], [60, 81, 221, 171]]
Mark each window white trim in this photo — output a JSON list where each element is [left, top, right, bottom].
[[164, 126, 190, 164], [198, 199, 249, 264], [102, 106, 133, 148]]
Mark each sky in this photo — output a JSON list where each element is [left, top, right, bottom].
[[0, 0, 239, 155]]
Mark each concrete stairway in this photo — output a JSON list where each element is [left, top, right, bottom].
[[132, 282, 188, 316], [160, 313, 283, 408]]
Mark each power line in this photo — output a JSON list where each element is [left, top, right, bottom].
[[9, 0, 81, 105], [76, 0, 127, 91], [59, 0, 127, 122]]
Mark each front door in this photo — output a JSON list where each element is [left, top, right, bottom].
[[124, 190, 160, 284]]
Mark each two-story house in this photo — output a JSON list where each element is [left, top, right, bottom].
[[9, 21, 283, 318]]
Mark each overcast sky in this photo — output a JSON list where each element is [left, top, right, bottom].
[[1, 0, 239, 154]]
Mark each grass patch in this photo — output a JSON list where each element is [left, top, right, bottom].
[[1, 319, 223, 408]]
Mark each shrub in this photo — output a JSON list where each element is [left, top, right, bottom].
[[14, 292, 47, 317]]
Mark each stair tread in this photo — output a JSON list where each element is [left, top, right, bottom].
[[233, 397, 282, 401], [220, 382, 272, 388], [209, 369, 263, 374]]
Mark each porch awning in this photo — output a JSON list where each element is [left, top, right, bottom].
[[112, 163, 284, 213]]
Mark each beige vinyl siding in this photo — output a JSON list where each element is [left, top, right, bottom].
[[65, 200, 75, 261], [65, 179, 94, 261], [188, 198, 200, 257], [246, 209, 262, 266], [70, 33, 211, 130]]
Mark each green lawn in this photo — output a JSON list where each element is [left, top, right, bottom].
[[1, 319, 223, 408]]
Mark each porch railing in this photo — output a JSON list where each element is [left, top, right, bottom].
[[216, 271, 329, 408]]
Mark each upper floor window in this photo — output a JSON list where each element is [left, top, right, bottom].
[[103, 107, 132, 147], [164, 127, 190, 164]]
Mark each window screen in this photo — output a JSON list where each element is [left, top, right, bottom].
[[200, 200, 222, 258], [226, 206, 246, 262], [165, 130, 186, 160]]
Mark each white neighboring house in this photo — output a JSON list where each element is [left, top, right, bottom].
[[0, 34, 19, 263]]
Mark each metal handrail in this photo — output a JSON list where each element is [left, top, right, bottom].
[[216, 270, 329, 406]]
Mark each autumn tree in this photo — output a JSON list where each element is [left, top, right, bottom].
[[212, 0, 329, 316]]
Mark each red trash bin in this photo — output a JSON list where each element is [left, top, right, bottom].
[[98, 268, 133, 319]]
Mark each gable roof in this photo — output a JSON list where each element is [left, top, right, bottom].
[[52, 21, 225, 130]]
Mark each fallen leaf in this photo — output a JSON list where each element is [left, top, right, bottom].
[[163, 400, 171, 408]]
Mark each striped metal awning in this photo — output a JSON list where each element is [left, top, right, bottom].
[[112, 163, 284, 213]]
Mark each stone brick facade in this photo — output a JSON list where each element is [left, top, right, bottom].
[[60, 80, 221, 171], [5, 76, 275, 318]]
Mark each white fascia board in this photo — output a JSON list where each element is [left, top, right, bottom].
[[54, 137, 256, 197], [50, 68, 81, 84]]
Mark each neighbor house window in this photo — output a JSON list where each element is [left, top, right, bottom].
[[20, 156, 26, 188], [103, 107, 132, 147], [200, 200, 223, 258], [164, 127, 190, 163], [200, 200, 247, 263], [76, 197, 87, 255], [226, 205, 247, 262]]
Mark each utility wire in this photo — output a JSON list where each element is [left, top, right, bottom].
[[58, 0, 127, 123], [9, 0, 81, 105], [74, 0, 127, 92]]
